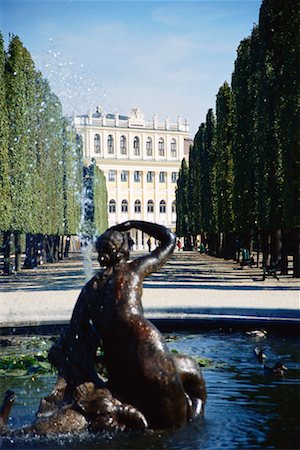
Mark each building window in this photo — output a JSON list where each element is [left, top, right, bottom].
[[108, 170, 116, 181], [94, 134, 100, 154], [147, 171, 154, 182], [171, 172, 177, 183], [146, 137, 152, 156], [121, 170, 128, 182], [147, 200, 154, 213], [109, 199, 116, 213], [121, 199, 128, 213], [134, 170, 141, 182], [159, 200, 166, 213], [159, 171, 166, 183], [133, 136, 140, 156], [134, 199, 141, 213], [107, 134, 114, 154], [120, 135, 127, 155], [172, 200, 176, 213], [158, 138, 164, 156], [171, 138, 177, 157]]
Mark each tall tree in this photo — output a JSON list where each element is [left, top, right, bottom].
[[188, 140, 201, 239], [231, 36, 258, 252], [5, 35, 39, 271], [260, 0, 300, 276], [215, 81, 235, 258], [203, 109, 218, 254], [0, 32, 11, 232], [176, 158, 190, 242]]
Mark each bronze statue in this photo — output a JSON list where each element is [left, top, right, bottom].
[[1, 221, 206, 436]]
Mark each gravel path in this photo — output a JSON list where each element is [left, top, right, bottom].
[[0, 250, 299, 329]]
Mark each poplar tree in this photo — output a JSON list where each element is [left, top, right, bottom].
[[231, 36, 257, 251], [191, 123, 206, 236], [5, 35, 39, 271], [0, 32, 12, 274], [259, 0, 300, 276], [203, 109, 218, 254], [188, 141, 201, 239], [93, 164, 108, 235], [62, 119, 83, 237], [215, 82, 235, 258], [0, 32, 11, 232], [176, 158, 190, 241]]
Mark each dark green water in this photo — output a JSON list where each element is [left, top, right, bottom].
[[1, 331, 299, 449]]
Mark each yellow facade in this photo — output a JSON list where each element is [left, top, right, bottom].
[[74, 108, 190, 248]]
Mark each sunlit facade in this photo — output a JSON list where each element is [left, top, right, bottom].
[[74, 107, 190, 248]]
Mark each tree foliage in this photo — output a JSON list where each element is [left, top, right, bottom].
[[0, 32, 11, 231], [176, 0, 299, 274], [0, 35, 108, 272]]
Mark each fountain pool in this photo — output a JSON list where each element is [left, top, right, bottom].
[[0, 330, 299, 449]]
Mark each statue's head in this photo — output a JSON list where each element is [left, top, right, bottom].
[[96, 229, 129, 267]]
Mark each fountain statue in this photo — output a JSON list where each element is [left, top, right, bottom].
[[0, 221, 206, 437]]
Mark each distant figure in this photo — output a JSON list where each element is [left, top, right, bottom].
[[147, 237, 152, 252], [177, 239, 182, 251], [128, 236, 135, 251]]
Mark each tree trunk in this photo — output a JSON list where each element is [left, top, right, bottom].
[[59, 235, 64, 260], [2, 231, 12, 275], [14, 231, 22, 272], [270, 229, 282, 267], [64, 235, 71, 258], [281, 229, 289, 275], [224, 231, 236, 260], [261, 230, 269, 268], [217, 233, 223, 258], [292, 227, 300, 278], [45, 235, 54, 263], [53, 235, 60, 261], [23, 233, 37, 269]]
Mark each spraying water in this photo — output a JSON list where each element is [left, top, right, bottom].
[[78, 174, 95, 283]]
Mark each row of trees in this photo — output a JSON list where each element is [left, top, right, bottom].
[[0, 33, 108, 274], [176, 0, 300, 277]]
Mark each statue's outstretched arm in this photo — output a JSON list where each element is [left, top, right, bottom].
[[111, 220, 176, 277]]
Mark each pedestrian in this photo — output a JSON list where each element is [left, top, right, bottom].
[[128, 236, 135, 251], [147, 237, 152, 252], [177, 240, 182, 251]]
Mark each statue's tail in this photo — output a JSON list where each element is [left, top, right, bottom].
[[117, 404, 148, 430]]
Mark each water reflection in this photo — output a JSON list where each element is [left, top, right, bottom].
[[1, 331, 299, 449]]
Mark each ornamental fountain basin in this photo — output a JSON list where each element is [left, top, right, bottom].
[[0, 330, 299, 450]]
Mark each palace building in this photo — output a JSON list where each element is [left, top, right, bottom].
[[73, 107, 191, 249]]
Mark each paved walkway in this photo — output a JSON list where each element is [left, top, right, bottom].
[[0, 251, 299, 332]]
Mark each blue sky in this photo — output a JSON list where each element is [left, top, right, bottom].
[[1, 0, 261, 135]]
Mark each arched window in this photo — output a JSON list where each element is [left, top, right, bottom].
[[172, 200, 176, 213], [109, 199, 116, 213], [94, 134, 100, 153], [133, 136, 140, 156], [158, 138, 164, 156], [134, 199, 141, 213], [107, 134, 114, 154], [121, 199, 128, 213], [146, 137, 152, 156], [171, 138, 177, 157], [147, 200, 154, 213], [120, 135, 127, 155], [159, 200, 166, 213]]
